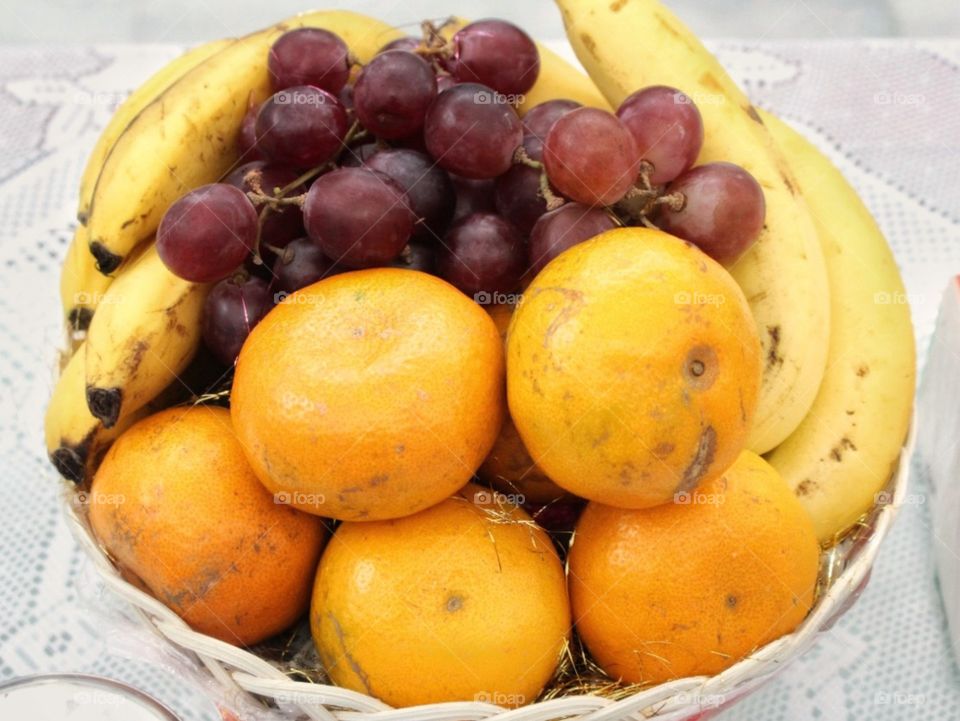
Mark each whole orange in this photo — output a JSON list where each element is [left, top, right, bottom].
[[310, 483, 570, 708], [479, 303, 570, 504], [89, 406, 327, 646], [507, 227, 761, 508], [569, 451, 819, 684], [231, 269, 505, 521]]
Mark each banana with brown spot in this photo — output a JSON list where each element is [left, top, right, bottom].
[[554, 0, 831, 454]]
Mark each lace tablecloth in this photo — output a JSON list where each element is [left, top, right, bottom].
[[0, 38, 958, 721]]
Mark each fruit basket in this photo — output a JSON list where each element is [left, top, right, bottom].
[[46, 0, 918, 719], [62, 427, 913, 720]]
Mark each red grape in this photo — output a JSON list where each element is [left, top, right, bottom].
[[272, 237, 339, 294], [256, 86, 348, 168], [225, 162, 305, 254], [303, 167, 414, 268], [436, 74, 457, 93], [238, 100, 264, 162], [617, 86, 704, 185], [494, 140, 549, 235], [202, 275, 273, 365], [424, 83, 523, 179], [268, 28, 350, 94], [543, 107, 641, 206], [522, 98, 581, 140], [449, 20, 540, 96], [364, 148, 455, 240], [354, 51, 437, 140], [157, 183, 258, 282], [437, 212, 525, 299], [451, 175, 496, 221], [657, 162, 765, 264], [379, 36, 421, 54], [527, 203, 618, 277], [390, 240, 437, 273]]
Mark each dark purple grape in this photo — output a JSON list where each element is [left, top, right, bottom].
[[157, 184, 258, 282], [379, 36, 421, 54], [238, 100, 265, 162], [272, 237, 339, 294], [437, 212, 525, 299], [494, 167, 547, 236], [451, 175, 496, 221], [268, 28, 350, 94], [390, 240, 436, 273], [256, 86, 348, 168], [341, 141, 382, 168], [449, 20, 540, 96], [522, 99, 581, 139], [424, 83, 523, 179], [202, 275, 273, 365], [527, 203, 618, 277], [303, 167, 414, 268], [364, 149, 455, 240], [543, 107, 640, 206], [354, 51, 436, 140], [617, 86, 704, 185], [225, 162, 306, 254], [657, 162, 765, 265]]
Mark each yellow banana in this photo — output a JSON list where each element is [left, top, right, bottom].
[[518, 41, 611, 114], [45, 344, 148, 482], [60, 225, 113, 331], [84, 245, 208, 428], [762, 112, 915, 543], [77, 38, 231, 225], [554, 0, 830, 454], [86, 10, 401, 274]]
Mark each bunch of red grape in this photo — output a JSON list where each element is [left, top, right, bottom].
[[155, 18, 765, 367]]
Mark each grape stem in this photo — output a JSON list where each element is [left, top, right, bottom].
[[616, 161, 686, 222], [513, 145, 565, 211]]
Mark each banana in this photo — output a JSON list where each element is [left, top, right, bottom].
[[86, 10, 401, 274], [761, 112, 915, 543], [519, 41, 611, 114], [45, 344, 148, 482], [84, 244, 208, 428], [554, 0, 830, 454], [60, 225, 113, 331], [77, 38, 231, 225]]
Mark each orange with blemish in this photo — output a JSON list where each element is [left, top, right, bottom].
[[310, 483, 570, 707], [569, 451, 819, 683], [89, 407, 327, 646], [507, 227, 761, 508], [231, 269, 505, 521]]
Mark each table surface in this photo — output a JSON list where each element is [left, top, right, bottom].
[[0, 37, 958, 721]]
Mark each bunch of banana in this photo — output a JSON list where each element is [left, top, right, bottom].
[[553, 0, 914, 542], [61, 38, 230, 331], [555, 0, 831, 456]]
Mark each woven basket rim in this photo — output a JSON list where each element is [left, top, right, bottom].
[[61, 421, 915, 721]]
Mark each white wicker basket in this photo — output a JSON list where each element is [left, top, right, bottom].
[[60, 421, 915, 721]]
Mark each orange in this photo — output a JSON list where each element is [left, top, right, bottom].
[[89, 406, 327, 646], [480, 303, 570, 504], [231, 269, 505, 521], [569, 451, 819, 684], [507, 227, 761, 508], [310, 483, 570, 708]]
